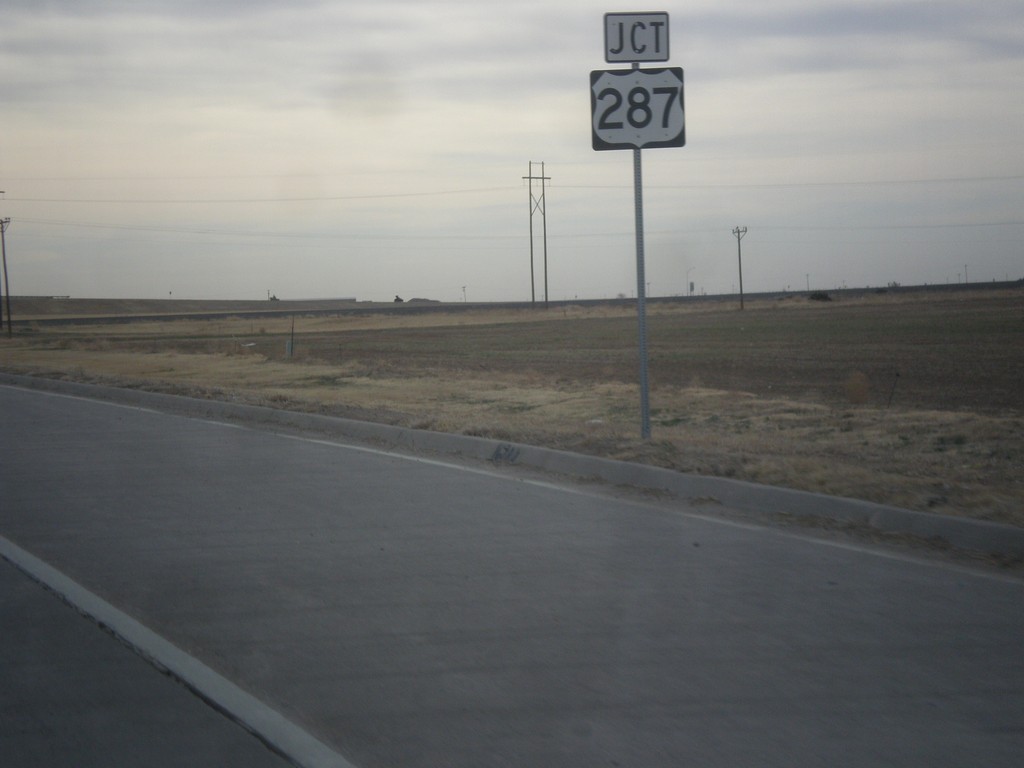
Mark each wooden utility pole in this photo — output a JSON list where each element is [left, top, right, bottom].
[[523, 162, 551, 307], [1, 218, 11, 337], [732, 226, 747, 310]]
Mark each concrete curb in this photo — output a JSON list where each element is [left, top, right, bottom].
[[3, 372, 1022, 560]]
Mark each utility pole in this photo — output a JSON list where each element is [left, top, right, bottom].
[[1, 217, 11, 337], [0, 191, 5, 334], [732, 226, 747, 310], [523, 162, 551, 307]]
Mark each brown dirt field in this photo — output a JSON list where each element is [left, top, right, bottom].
[[2, 289, 1022, 527]]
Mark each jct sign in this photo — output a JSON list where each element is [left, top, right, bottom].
[[591, 11, 684, 440], [604, 12, 669, 62]]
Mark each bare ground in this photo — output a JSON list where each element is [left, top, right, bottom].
[[2, 289, 1022, 526]]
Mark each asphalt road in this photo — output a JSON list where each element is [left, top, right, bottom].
[[1, 384, 1022, 767], [0, 554, 297, 768]]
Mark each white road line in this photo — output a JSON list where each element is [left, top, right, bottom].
[[0, 534, 359, 768]]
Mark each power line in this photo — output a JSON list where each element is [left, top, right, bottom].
[[13, 215, 1023, 246], [2, 186, 519, 205], [753, 220, 1024, 231], [556, 173, 1024, 191], [7, 173, 1021, 204], [12, 216, 526, 242]]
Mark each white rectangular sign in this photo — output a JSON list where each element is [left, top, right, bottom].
[[604, 12, 669, 63]]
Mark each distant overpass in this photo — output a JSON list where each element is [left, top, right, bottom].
[[6, 280, 1021, 327]]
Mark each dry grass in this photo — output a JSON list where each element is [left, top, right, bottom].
[[2, 289, 1022, 526]]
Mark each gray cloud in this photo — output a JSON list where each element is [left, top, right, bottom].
[[685, 0, 1024, 77], [2, 1, 1022, 300]]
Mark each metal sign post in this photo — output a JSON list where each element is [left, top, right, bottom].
[[591, 12, 684, 440], [631, 142, 650, 438]]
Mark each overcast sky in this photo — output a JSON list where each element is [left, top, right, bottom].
[[2, 0, 1022, 302]]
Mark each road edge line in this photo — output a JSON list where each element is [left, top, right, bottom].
[[0, 534, 359, 768]]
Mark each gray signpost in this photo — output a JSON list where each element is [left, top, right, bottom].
[[591, 12, 685, 439]]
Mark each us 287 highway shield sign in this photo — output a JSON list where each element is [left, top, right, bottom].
[[590, 67, 685, 151]]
